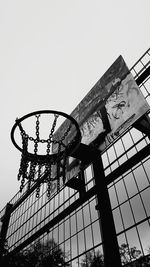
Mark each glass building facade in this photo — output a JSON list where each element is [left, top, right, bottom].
[[0, 48, 150, 266]]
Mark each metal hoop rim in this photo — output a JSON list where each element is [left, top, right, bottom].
[[11, 109, 81, 160]]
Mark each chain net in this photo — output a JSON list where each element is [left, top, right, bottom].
[[17, 113, 73, 198]]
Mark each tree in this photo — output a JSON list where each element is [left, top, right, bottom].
[[80, 244, 147, 267], [80, 250, 104, 267], [33, 239, 70, 267], [119, 243, 141, 265], [1, 238, 70, 267], [119, 243, 150, 266], [90, 251, 104, 267]]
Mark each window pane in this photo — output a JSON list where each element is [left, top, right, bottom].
[[126, 227, 142, 252], [134, 166, 149, 190], [113, 208, 123, 233], [124, 172, 138, 197], [92, 221, 102, 246], [115, 180, 128, 204], [78, 230, 85, 253], [130, 195, 146, 223], [120, 202, 134, 228], [141, 188, 150, 217], [85, 226, 93, 250], [71, 235, 78, 258], [138, 221, 150, 254], [77, 209, 84, 231], [71, 214, 76, 236], [83, 204, 91, 227], [109, 185, 118, 208]]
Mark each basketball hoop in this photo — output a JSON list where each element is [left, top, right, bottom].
[[11, 110, 81, 197]]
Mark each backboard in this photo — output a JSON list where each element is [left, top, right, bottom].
[[53, 55, 149, 182]]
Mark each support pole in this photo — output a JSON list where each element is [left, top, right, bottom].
[[93, 156, 122, 267], [0, 203, 13, 260]]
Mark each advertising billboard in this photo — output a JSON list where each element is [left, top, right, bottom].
[[54, 55, 149, 181]]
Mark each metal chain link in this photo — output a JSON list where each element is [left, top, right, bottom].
[[37, 164, 42, 179], [62, 151, 67, 184], [35, 115, 40, 140], [36, 164, 43, 197], [61, 123, 72, 141], [18, 133, 29, 191], [45, 163, 52, 198], [18, 122, 28, 139], [36, 185, 40, 198], [29, 161, 37, 182], [47, 178, 51, 198], [20, 176, 25, 192], [46, 114, 59, 155], [49, 114, 59, 139], [17, 155, 23, 181], [19, 156, 28, 192], [34, 115, 40, 155], [27, 178, 31, 191], [56, 143, 62, 192]]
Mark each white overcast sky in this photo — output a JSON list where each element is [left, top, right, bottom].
[[0, 0, 150, 210]]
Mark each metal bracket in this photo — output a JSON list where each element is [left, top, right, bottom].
[[65, 177, 84, 191], [133, 114, 150, 138], [65, 168, 86, 198]]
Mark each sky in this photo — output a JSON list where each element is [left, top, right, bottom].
[[0, 0, 150, 211]]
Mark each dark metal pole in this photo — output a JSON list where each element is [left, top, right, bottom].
[[93, 156, 122, 267], [0, 203, 13, 260]]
